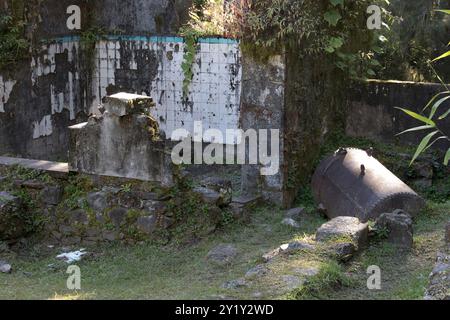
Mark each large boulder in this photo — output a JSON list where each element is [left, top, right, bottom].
[[374, 210, 413, 249], [316, 216, 368, 249], [0, 192, 27, 240]]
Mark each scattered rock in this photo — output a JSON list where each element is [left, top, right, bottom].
[[200, 177, 233, 206], [293, 267, 319, 277], [136, 216, 157, 235], [68, 209, 88, 225], [316, 216, 368, 249], [102, 231, 119, 242], [108, 207, 128, 228], [425, 252, 450, 300], [222, 278, 247, 289], [329, 242, 357, 262], [374, 210, 413, 249], [0, 191, 26, 240], [142, 200, 166, 214], [232, 195, 261, 207], [194, 187, 221, 205], [22, 180, 46, 189], [86, 191, 108, 212], [281, 218, 300, 229], [206, 244, 237, 266], [262, 241, 315, 262], [280, 241, 315, 254], [229, 202, 248, 221], [41, 186, 64, 205], [284, 207, 306, 221], [0, 260, 11, 273], [245, 264, 268, 279]]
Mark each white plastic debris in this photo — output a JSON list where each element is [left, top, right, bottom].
[[56, 249, 87, 263]]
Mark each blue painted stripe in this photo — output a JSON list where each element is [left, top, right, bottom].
[[43, 35, 239, 45]]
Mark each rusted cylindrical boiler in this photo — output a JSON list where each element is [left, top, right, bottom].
[[312, 148, 425, 222]]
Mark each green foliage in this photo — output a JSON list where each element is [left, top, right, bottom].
[[376, 1, 450, 82], [0, 12, 29, 71], [291, 260, 355, 299], [179, 28, 201, 99]]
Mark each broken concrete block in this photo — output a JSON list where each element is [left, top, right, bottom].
[[104, 93, 155, 117], [316, 216, 368, 249], [375, 210, 413, 249]]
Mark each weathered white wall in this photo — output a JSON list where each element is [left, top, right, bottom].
[[0, 76, 16, 113], [26, 36, 242, 142], [91, 36, 242, 141]]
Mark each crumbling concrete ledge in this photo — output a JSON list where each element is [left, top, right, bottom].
[[69, 93, 173, 186], [0, 156, 68, 179]]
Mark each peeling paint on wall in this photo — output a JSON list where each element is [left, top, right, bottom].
[[0, 76, 17, 113], [33, 115, 53, 139], [91, 37, 242, 141]]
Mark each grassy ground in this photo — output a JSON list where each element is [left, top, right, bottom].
[[1, 199, 448, 300], [1, 136, 449, 300]]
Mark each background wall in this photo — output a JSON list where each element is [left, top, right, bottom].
[[346, 80, 450, 151]]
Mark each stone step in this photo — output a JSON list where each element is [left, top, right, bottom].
[[0, 156, 69, 179]]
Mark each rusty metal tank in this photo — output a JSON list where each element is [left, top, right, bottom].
[[312, 148, 425, 222]]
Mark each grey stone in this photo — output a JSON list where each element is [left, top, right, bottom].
[[330, 242, 357, 262], [87, 191, 108, 212], [279, 241, 316, 254], [104, 93, 153, 117], [200, 177, 233, 206], [136, 215, 157, 235], [194, 187, 221, 205], [375, 210, 413, 248], [206, 244, 238, 266], [316, 216, 368, 248], [245, 264, 268, 279], [0, 192, 26, 240], [103, 231, 119, 242], [281, 218, 300, 229], [68, 209, 88, 225], [0, 260, 11, 273], [285, 207, 306, 221], [22, 180, 46, 189], [222, 278, 247, 290], [59, 225, 74, 236], [262, 248, 282, 263], [232, 195, 261, 206], [108, 208, 128, 228], [293, 267, 319, 277], [142, 200, 166, 214], [41, 186, 64, 205]]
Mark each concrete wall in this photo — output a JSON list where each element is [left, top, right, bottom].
[[346, 80, 450, 150], [0, 36, 242, 159]]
